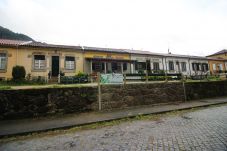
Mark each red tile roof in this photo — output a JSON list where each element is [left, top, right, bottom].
[[208, 49, 227, 57], [0, 39, 32, 46], [0, 39, 82, 50], [22, 41, 82, 50]]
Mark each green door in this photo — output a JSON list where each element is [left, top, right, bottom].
[[52, 56, 59, 76]]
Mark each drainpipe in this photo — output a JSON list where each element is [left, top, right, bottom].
[[188, 58, 191, 76], [165, 57, 167, 73], [162, 57, 164, 71], [16, 45, 19, 65], [81, 45, 85, 73]]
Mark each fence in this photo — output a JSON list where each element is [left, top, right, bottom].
[[58, 73, 183, 84]]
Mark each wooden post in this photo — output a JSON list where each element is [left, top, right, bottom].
[[165, 71, 168, 82], [90, 60, 93, 83], [97, 72, 102, 110], [146, 70, 148, 83], [123, 73, 126, 86], [104, 62, 107, 74], [181, 73, 187, 102], [58, 74, 61, 84], [182, 81, 187, 102], [121, 62, 124, 74]]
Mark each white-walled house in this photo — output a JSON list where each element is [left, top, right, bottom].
[[127, 50, 210, 76], [163, 56, 190, 75], [126, 50, 164, 74], [163, 54, 209, 76]]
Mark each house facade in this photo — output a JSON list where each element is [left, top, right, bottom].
[[207, 58, 226, 74], [83, 47, 131, 74], [128, 50, 164, 74], [0, 39, 84, 80], [157, 54, 209, 76], [207, 50, 227, 74], [2, 39, 227, 80]]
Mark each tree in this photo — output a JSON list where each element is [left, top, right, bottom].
[[12, 66, 26, 80]]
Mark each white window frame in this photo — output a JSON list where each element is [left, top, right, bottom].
[[0, 53, 7, 70], [33, 55, 46, 70], [169, 61, 174, 71], [213, 64, 216, 71], [219, 64, 223, 70], [181, 62, 187, 72], [153, 62, 160, 71], [65, 56, 75, 70]]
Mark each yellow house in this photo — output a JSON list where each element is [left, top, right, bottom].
[[0, 39, 84, 80], [207, 49, 227, 74], [207, 58, 226, 74], [83, 46, 131, 74]]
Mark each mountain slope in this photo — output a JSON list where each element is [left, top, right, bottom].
[[0, 26, 34, 41]]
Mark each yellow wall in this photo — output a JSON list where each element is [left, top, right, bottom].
[[84, 51, 130, 60], [208, 60, 226, 74], [0, 47, 84, 79], [0, 48, 17, 79]]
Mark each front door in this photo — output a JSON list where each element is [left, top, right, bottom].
[[52, 56, 59, 76]]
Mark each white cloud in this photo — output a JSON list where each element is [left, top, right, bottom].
[[0, 0, 227, 56]]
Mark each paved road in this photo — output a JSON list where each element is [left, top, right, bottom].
[[1, 105, 227, 151]]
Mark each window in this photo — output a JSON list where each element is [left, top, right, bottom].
[[123, 63, 127, 71], [202, 63, 208, 71], [0, 53, 6, 70], [192, 63, 200, 71], [219, 64, 223, 71], [198, 64, 202, 71], [92, 62, 104, 72], [213, 64, 216, 71], [34, 55, 45, 70], [111, 62, 121, 72], [135, 62, 146, 70], [181, 62, 186, 72], [65, 56, 75, 70], [169, 61, 174, 70], [153, 62, 159, 71]]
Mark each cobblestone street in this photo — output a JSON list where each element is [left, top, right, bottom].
[[1, 105, 227, 151]]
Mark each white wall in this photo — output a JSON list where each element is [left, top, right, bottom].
[[164, 57, 190, 75], [189, 59, 209, 75]]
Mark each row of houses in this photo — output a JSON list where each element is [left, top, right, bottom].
[[0, 39, 226, 80]]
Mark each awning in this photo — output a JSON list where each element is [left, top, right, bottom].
[[86, 58, 134, 62]]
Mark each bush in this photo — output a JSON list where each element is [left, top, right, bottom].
[[12, 66, 26, 80], [76, 71, 87, 78]]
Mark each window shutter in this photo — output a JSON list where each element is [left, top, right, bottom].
[[135, 63, 138, 70], [102, 63, 105, 70], [192, 63, 195, 71], [123, 63, 127, 70]]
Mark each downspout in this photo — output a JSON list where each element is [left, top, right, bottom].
[[81, 45, 85, 73], [188, 58, 191, 76], [165, 57, 167, 73], [162, 57, 164, 71], [16, 45, 18, 65]]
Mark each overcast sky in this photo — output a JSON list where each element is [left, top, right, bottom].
[[0, 0, 227, 56]]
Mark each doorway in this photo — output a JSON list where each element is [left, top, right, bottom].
[[52, 56, 59, 76]]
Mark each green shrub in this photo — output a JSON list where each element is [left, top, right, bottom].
[[207, 75, 221, 81], [76, 71, 87, 78], [148, 76, 166, 81], [138, 70, 145, 74], [12, 66, 26, 80]]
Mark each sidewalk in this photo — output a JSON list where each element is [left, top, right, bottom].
[[0, 97, 227, 138]]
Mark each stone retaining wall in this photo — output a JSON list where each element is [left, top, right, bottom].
[[0, 81, 227, 120], [185, 81, 227, 100], [0, 87, 98, 120], [101, 82, 185, 110]]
